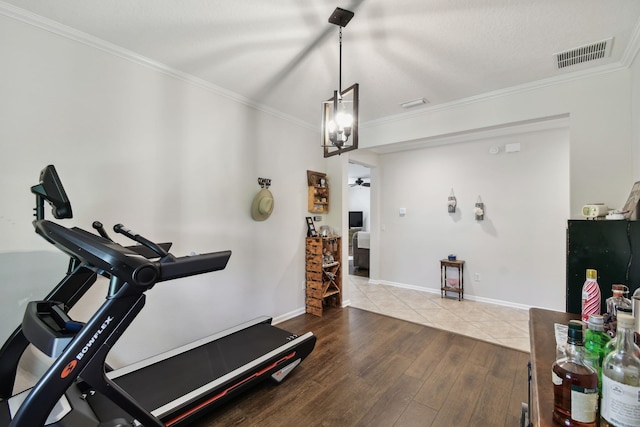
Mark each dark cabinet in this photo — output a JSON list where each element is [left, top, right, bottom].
[[566, 220, 640, 314]]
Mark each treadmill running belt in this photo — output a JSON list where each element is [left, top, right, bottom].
[[110, 323, 294, 412]]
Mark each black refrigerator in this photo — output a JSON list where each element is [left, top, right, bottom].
[[566, 220, 640, 314]]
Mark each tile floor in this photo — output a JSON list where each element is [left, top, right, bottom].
[[347, 274, 531, 353]]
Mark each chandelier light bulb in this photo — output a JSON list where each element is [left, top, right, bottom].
[[336, 111, 353, 128]]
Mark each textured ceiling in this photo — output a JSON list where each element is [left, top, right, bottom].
[[2, 0, 640, 127]]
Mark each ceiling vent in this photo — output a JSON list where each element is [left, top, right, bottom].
[[555, 38, 613, 69]]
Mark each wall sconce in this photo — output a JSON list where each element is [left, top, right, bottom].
[[474, 196, 485, 221], [322, 8, 359, 158], [447, 188, 457, 213]]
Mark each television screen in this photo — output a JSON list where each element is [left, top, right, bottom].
[[349, 211, 363, 228]]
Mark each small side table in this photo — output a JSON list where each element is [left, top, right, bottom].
[[440, 259, 465, 301]]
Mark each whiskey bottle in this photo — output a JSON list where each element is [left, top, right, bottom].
[[601, 313, 640, 427], [552, 320, 599, 426]]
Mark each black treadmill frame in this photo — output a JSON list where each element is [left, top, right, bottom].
[[8, 219, 232, 427], [4, 164, 316, 427], [6, 219, 315, 427]]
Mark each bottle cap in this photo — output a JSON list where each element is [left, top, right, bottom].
[[568, 320, 584, 330], [586, 269, 597, 280], [588, 314, 605, 331], [618, 313, 635, 329], [567, 320, 584, 344], [612, 284, 628, 296]]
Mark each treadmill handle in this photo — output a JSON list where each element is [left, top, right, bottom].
[[159, 251, 231, 282], [114, 224, 169, 258]]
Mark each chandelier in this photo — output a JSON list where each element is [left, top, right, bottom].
[[322, 7, 359, 158]]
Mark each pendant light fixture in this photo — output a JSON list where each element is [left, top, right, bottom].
[[322, 7, 359, 158]]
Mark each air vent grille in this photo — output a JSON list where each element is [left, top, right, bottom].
[[555, 38, 613, 69]]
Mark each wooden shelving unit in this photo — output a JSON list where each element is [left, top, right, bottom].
[[305, 236, 342, 316], [307, 186, 329, 213], [307, 170, 329, 214]]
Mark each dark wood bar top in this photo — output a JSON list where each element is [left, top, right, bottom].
[[529, 307, 579, 427]]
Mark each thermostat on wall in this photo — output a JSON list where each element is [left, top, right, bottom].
[[582, 204, 609, 218]]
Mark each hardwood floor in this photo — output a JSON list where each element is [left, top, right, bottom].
[[191, 307, 529, 427]]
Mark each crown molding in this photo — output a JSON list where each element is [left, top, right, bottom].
[[367, 114, 570, 155], [363, 61, 626, 128], [0, 1, 315, 132], [621, 16, 640, 67]]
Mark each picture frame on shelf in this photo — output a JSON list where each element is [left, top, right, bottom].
[[306, 217, 317, 237]]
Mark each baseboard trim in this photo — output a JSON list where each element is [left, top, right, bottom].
[[272, 307, 306, 325], [372, 279, 532, 311]]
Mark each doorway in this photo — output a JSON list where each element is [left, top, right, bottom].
[[348, 163, 370, 278]]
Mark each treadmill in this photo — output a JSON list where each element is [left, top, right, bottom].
[[0, 165, 316, 427]]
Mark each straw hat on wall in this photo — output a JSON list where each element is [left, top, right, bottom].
[[251, 188, 274, 221]]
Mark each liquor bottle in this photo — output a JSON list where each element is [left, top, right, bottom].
[[552, 320, 599, 426], [582, 269, 601, 323], [601, 313, 640, 427], [584, 314, 611, 394]]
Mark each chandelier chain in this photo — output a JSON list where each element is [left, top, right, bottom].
[[338, 27, 343, 96]]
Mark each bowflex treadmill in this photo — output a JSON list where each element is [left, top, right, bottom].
[[0, 165, 316, 427]]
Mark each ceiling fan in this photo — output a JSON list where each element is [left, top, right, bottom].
[[349, 177, 370, 187]]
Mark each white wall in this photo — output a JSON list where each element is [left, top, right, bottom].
[[357, 69, 635, 311], [377, 124, 569, 309], [361, 70, 634, 219], [0, 14, 324, 367]]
